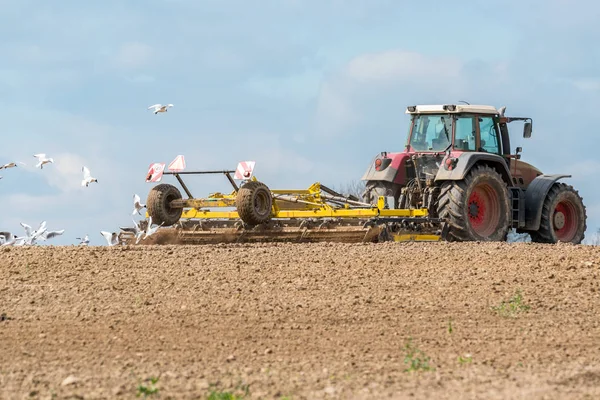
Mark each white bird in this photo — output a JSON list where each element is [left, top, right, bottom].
[[39, 229, 65, 241], [147, 104, 174, 114], [81, 166, 98, 187], [132, 194, 146, 215], [0, 162, 17, 170], [100, 231, 119, 246], [144, 216, 164, 239], [2, 234, 26, 246], [120, 218, 145, 244], [33, 154, 54, 169], [0, 232, 16, 245], [20, 222, 33, 237], [76, 235, 90, 246], [20, 221, 47, 245]]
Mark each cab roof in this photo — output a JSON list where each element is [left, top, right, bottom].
[[405, 104, 500, 115]]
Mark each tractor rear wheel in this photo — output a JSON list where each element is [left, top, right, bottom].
[[236, 181, 273, 226], [530, 183, 587, 244], [146, 183, 183, 227], [437, 164, 510, 241]]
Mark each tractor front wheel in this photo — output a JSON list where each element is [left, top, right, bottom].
[[437, 165, 510, 241], [146, 183, 183, 227], [530, 183, 587, 244], [236, 181, 273, 226]]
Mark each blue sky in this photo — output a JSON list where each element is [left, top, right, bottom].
[[1, 0, 599, 245]]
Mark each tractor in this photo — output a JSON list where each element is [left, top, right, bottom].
[[361, 104, 587, 244]]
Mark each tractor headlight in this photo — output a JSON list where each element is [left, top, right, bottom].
[[374, 157, 392, 171], [444, 156, 458, 171], [443, 104, 456, 112]]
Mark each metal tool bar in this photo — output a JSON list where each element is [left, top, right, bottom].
[[225, 172, 239, 191], [174, 173, 194, 199], [319, 193, 373, 208]]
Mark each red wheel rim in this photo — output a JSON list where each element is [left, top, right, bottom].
[[553, 200, 578, 242], [467, 183, 501, 237]]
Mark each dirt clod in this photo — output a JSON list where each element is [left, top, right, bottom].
[[1, 243, 600, 399]]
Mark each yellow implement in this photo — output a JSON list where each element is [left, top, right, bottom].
[[131, 170, 445, 245]]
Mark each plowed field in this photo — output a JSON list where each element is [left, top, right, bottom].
[[1, 242, 600, 399]]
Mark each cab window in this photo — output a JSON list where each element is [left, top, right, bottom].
[[478, 117, 501, 154], [409, 115, 451, 152], [454, 116, 476, 151]]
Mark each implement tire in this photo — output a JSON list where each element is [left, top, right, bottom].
[[437, 164, 510, 242], [530, 183, 587, 244], [146, 183, 183, 227], [236, 181, 273, 226]]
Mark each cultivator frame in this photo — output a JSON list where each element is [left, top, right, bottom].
[[120, 165, 447, 245]]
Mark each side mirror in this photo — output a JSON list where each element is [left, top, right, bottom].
[[523, 122, 532, 138]]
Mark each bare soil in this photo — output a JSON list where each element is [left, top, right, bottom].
[[1, 242, 600, 399]]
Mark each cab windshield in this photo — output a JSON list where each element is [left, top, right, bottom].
[[408, 114, 452, 152]]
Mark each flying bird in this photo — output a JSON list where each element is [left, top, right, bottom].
[[143, 216, 164, 239], [100, 231, 119, 246], [33, 154, 54, 169], [1, 233, 25, 246], [39, 229, 65, 241], [147, 104, 174, 114], [132, 194, 146, 215], [20, 221, 47, 245], [120, 218, 145, 244], [81, 166, 98, 187], [76, 234, 90, 246], [0, 232, 16, 246], [0, 162, 17, 170]]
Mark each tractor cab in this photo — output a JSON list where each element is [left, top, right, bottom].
[[404, 104, 531, 159]]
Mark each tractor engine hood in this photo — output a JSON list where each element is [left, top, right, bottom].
[[361, 151, 444, 185]]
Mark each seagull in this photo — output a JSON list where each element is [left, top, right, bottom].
[[21, 221, 47, 245], [0, 162, 17, 170], [132, 194, 146, 215], [2, 234, 26, 246], [120, 218, 145, 244], [81, 166, 98, 187], [39, 229, 65, 241], [144, 216, 164, 239], [147, 104, 174, 114], [100, 231, 119, 246], [76, 235, 90, 246], [0, 232, 15, 245], [33, 154, 54, 169]]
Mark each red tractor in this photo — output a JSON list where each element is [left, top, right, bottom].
[[361, 104, 587, 243]]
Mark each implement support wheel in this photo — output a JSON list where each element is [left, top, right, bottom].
[[530, 183, 587, 244], [236, 181, 273, 226], [437, 164, 510, 241], [146, 183, 183, 227]]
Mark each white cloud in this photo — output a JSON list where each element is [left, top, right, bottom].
[[125, 74, 156, 84], [113, 42, 153, 69], [242, 68, 323, 103], [38, 152, 90, 192], [313, 50, 466, 138], [344, 50, 462, 83], [572, 79, 600, 92], [314, 80, 360, 138], [563, 160, 600, 178]]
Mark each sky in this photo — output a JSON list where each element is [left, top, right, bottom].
[[1, 0, 599, 245]]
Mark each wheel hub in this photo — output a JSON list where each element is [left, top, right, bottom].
[[469, 203, 479, 218], [554, 211, 566, 230]]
